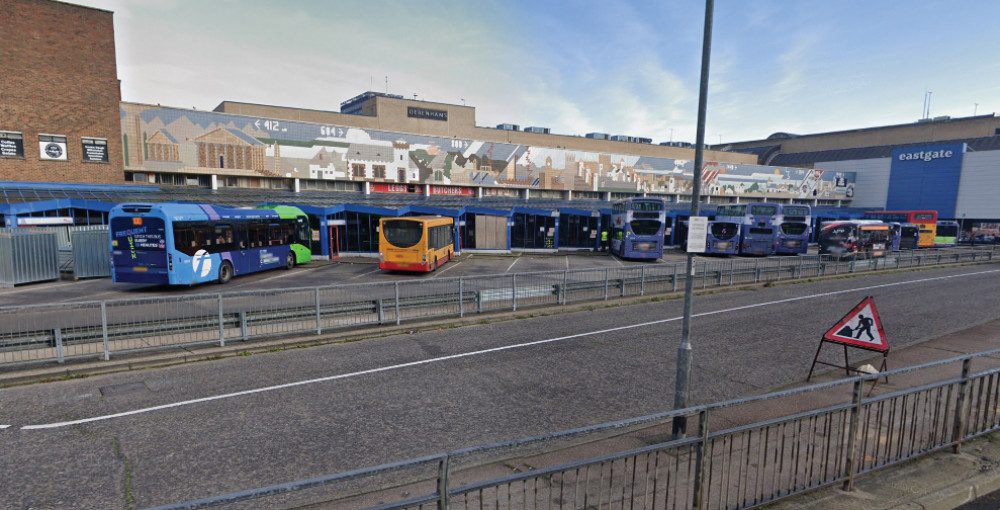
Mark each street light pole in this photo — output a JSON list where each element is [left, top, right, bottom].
[[672, 0, 714, 439]]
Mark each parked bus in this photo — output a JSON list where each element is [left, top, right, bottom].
[[863, 210, 937, 248], [704, 220, 740, 255], [609, 197, 666, 259], [934, 220, 960, 247], [714, 202, 780, 255], [379, 216, 455, 271], [888, 222, 921, 251], [109, 203, 312, 285], [817, 220, 891, 259], [775, 204, 811, 254]]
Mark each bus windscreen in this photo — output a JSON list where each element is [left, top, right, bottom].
[[382, 220, 423, 248]]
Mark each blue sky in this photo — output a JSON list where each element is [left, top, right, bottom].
[[75, 0, 1000, 146]]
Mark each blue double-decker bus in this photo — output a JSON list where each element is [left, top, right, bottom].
[[775, 204, 811, 254], [109, 202, 312, 285], [713, 202, 780, 255], [704, 220, 740, 255], [609, 197, 666, 259]]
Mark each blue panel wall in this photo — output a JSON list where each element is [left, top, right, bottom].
[[887, 143, 965, 217]]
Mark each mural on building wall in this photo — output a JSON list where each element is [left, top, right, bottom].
[[120, 104, 856, 199]]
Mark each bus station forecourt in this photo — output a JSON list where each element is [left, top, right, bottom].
[[4, 247, 1000, 509]]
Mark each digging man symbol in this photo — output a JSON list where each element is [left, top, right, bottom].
[[854, 313, 874, 341]]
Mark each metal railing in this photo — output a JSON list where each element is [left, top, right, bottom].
[[142, 346, 1000, 510], [1, 246, 997, 367]]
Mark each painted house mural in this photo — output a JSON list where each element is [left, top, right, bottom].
[[121, 104, 856, 200]]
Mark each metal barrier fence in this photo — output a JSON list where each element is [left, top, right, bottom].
[[0, 230, 60, 288], [142, 346, 1000, 510], [1, 247, 997, 367]]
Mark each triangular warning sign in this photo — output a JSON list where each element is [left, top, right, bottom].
[[823, 296, 889, 352]]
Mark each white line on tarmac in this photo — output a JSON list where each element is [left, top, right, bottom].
[[350, 268, 383, 280], [20, 268, 999, 431], [431, 261, 461, 277], [506, 258, 519, 272], [0, 425, 10, 429]]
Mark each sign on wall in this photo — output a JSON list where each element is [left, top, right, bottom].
[[888, 143, 966, 217], [39, 136, 68, 161], [407, 107, 447, 121], [81, 138, 109, 162], [0, 132, 24, 158]]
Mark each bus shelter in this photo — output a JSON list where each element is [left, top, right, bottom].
[[298, 203, 397, 258], [557, 207, 601, 251], [1, 198, 114, 228], [510, 206, 559, 251]]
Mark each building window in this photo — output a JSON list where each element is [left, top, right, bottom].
[[0, 131, 24, 158], [373, 165, 386, 179], [81, 137, 109, 163], [38, 134, 68, 161]]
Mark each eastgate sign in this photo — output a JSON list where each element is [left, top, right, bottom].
[[897, 149, 954, 162]]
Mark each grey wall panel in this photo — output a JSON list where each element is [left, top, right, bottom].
[[956, 151, 1000, 219], [817, 158, 892, 209]]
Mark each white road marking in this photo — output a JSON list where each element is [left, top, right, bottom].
[[350, 267, 383, 280], [431, 261, 461, 277], [20, 268, 998, 431], [506, 258, 519, 272], [0, 425, 10, 429]]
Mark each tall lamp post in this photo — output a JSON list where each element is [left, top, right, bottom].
[[672, 0, 715, 438]]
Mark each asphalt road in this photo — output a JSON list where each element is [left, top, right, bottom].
[[1, 263, 998, 508]]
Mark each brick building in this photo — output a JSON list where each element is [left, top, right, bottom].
[[0, 0, 123, 184]]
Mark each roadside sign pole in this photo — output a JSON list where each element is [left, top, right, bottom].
[[673, 0, 714, 439]]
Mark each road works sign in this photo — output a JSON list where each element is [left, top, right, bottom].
[[822, 296, 889, 352]]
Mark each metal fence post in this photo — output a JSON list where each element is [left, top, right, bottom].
[[459, 277, 465, 317], [639, 266, 645, 296], [729, 259, 735, 286], [952, 358, 973, 453], [240, 311, 248, 341], [701, 262, 707, 288], [843, 379, 864, 491], [562, 270, 569, 303], [798, 255, 804, 279], [315, 287, 322, 335], [604, 268, 610, 300], [512, 273, 517, 311], [776, 257, 782, 281], [754, 258, 761, 283], [54, 327, 64, 364], [218, 293, 225, 347], [693, 409, 710, 510], [437, 455, 451, 510], [672, 263, 679, 292], [394, 281, 401, 326], [101, 300, 110, 361]]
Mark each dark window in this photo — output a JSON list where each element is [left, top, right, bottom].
[[383, 220, 423, 248], [629, 219, 662, 236], [710, 222, 739, 240]]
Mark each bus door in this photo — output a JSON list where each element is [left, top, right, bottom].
[[889, 223, 902, 251]]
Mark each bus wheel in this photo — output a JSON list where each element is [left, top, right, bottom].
[[218, 261, 233, 284], [285, 252, 295, 270]]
